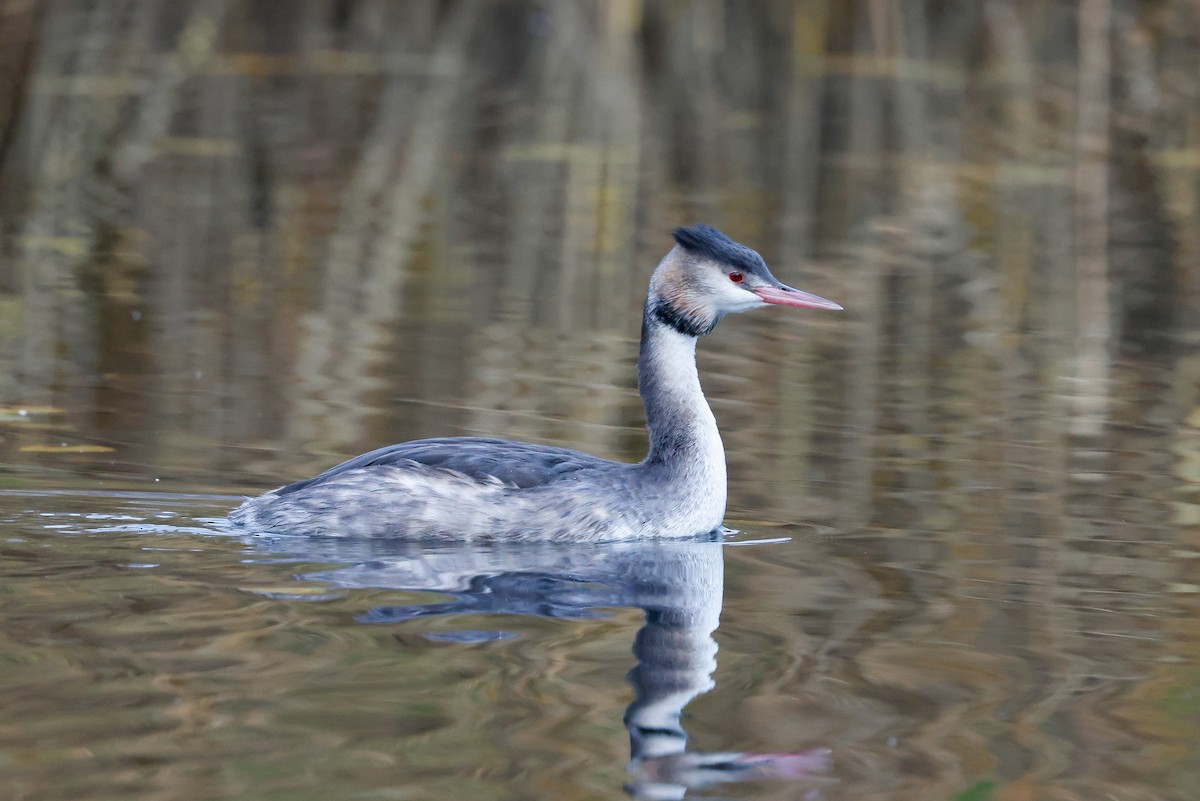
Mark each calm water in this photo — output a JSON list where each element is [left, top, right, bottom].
[[3, 2, 1200, 800], [2, 489, 1196, 800]]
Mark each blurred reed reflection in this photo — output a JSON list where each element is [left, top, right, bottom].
[[1, 4, 1199, 800], [254, 533, 832, 799], [0, 0, 1194, 532], [0, 2, 1190, 550]]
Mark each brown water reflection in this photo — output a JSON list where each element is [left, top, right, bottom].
[[2, 492, 1196, 800], [1, 2, 1199, 800]]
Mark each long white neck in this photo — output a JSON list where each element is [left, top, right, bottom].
[[637, 314, 726, 483]]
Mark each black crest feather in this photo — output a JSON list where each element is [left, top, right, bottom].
[[671, 225, 768, 274]]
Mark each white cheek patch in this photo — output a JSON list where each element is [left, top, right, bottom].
[[689, 271, 757, 313], [713, 276, 764, 312]]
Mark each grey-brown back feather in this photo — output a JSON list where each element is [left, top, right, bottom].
[[274, 437, 614, 495]]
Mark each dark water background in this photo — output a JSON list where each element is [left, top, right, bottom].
[[2, 2, 1199, 799]]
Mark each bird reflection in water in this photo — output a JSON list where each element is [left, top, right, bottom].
[[254, 534, 831, 799]]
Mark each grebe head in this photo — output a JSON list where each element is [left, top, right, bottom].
[[648, 225, 842, 336]]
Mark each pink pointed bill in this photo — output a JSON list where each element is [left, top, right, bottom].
[[753, 284, 843, 310]]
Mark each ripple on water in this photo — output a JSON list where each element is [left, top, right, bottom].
[[2, 488, 1198, 801]]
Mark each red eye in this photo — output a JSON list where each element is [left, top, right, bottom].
[[728, 272, 744, 283]]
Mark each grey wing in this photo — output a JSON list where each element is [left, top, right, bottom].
[[272, 437, 615, 495]]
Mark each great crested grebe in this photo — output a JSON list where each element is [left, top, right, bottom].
[[230, 225, 841, 540]]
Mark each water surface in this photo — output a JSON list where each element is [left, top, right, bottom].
[[2, 3, 1200, 800]]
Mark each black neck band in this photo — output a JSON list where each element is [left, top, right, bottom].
[[651, 299, 713, 337]]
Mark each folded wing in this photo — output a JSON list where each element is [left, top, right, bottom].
[[273, 437, 614, 495]]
